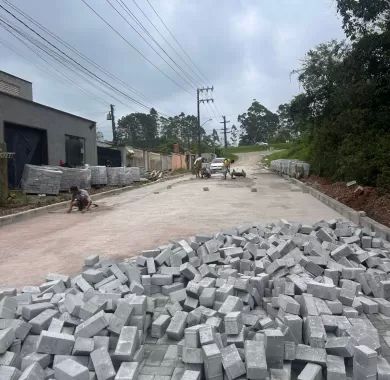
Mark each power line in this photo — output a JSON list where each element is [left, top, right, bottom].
[[113, 0, 202, 89], [0, 30, 111, 108], [80, 0, 192, 95], [1, 0, 150, 103], [145, 0, 210, 84], [106, 0, 196, 91], [0, 3, 157, 112], [131, 0, 205, 86], [0, 15, 140, 111]]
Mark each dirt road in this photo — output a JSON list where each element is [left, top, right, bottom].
[[0, 152, 342, 287]]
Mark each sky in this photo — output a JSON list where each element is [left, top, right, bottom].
[[0, 0, 345, 140]]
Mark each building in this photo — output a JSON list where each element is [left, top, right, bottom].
[[0, 70, 97, 188]]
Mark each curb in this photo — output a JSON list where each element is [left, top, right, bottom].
[[286, 176, 390, 241], [0, 173, 188, 228]]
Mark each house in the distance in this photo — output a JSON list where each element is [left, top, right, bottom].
[[0, 70, 97, 188]]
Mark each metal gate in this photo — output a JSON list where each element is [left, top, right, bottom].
[[4, 122, 48, 188]]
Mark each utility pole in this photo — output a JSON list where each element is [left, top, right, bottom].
[[219, 116, 231, 148], [197, 87, 214, 156], [107, 104, 117, 145]]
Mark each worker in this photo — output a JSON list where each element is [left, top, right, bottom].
[[193, 156, 203, 178], [67, 186, 92, 213], [223, 158, 235, 180]]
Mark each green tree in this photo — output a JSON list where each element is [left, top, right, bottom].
[[336, 0, 390, 40], [238, 100, 278, 145], [117, 109, 159, 149], [212, 129, 220, 145], [279, 1, 390, 188], [230, 124, 238, 146]]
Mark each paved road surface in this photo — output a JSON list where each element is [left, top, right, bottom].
[[0, 152, 342, 287]]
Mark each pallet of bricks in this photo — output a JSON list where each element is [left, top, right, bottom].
[[20, 164, 62, 195], [107, 167, 140, 186], [2, 218, 390, 379], [270, 159, 310, 178]]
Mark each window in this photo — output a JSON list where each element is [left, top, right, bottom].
[[65, 135, 85, 167]]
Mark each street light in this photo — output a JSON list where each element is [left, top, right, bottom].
[[201, 118, 212, 128], [197, 119, 212, 156]]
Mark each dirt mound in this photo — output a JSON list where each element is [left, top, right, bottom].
[[304, 175, 390, 227]]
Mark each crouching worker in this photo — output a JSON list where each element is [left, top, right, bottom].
[[67, 186, 92, 213]]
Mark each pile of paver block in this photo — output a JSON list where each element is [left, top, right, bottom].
[[107, 167, 140, 186], [2, 218, 390, 379], [21, 165, 62, 195], [270, 159, 310, 179], [107, 167, 125, 186], [124, 167, 141, 183], [89, 166, 108, 186], [55, 167, 92, 191]]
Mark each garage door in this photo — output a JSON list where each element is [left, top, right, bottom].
[[4, 122, 48, 188]]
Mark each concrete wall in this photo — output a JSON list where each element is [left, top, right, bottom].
[[0, 71, 33, 101], [130, 148, 145, 169], [161, 155, 171, 171], [148, 152, 162, 171], [0, 92, 97, 165], [172, 153, 187, 171]]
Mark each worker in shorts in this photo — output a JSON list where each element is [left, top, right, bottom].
[[193, 156, 204, 178], [67, 186, 92, 213], [223, 158, 235, 180]]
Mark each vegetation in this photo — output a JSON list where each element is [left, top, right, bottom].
[[224, 145, 268, 154], [239, 0, 390, 189], [263, 143, 311, 165], [114, 1, 390, 189], [116, 110, 219, 155]]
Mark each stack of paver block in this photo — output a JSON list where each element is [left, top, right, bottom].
[[55, 167, 92, 191], [270, 159, 310, 178], [21, 164, 62, 195], [2, 218, 390, 379], [89, 166, 108, 186], [107, 167, 125, 186], [107, 167, 140, 186], [125, 167, 141, 182], [121, 167, 135, 186]]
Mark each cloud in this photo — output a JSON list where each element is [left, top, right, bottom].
[[0, 0, 345, 139]]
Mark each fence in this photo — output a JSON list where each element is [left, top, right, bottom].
[[127, 148, 188, 172], [171, 153, 187, 171]]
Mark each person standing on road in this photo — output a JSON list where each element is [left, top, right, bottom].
[[67, 186, 92, 213], [193, 156, 203, 178], [223, 158, 235, 180]]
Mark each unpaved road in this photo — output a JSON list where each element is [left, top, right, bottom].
[[0, 152, 342, 287]]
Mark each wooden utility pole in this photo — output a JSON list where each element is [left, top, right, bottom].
[[110, 104, 117, 145], [197, 87, 214, 156], [219, 116, 231, 148]]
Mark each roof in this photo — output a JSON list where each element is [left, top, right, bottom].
[[0, 70, 32, 84], [0, 90, 96, 124]]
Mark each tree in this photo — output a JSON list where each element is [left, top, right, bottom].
[[277, 3, 390, 188], [212, 129, 220, 145], [238, 100, 278, 145], [230, 124, 238, 146], [336, 0, 390, 40], [117, 109, 159, 149], [96, 129, 104, 141], [159, 113, 198, 153], [292, 40, 349, 117]]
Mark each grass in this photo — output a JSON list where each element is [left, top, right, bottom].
[[262, 143, 311, 166], [223, 145, 268, 154], [0, 190, 70, 216]]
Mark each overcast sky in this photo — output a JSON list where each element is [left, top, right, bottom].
[[0, 0, 345, 139]]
